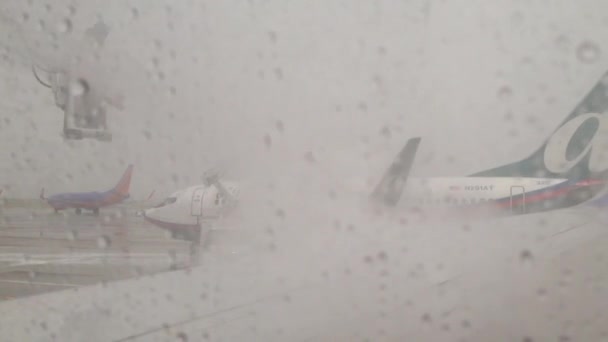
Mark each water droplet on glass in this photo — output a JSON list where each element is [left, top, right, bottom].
[[577, 41, 601, 64], [511, 11, 524, 25], [267, 30, 277, 43], [69, 79, 88, 96], [263, 134, 272, 148], [421, 313, 432, 323], [600, 74, 608, 88], [520, 249, 533, 262], [380, 125, 391, 138], [66, 5, 76, 16], [97, 235, 111, 249], [85, 20, 110, 47], [56, 18, 72, 33], [534, 169, 548, 178], [498, 85, 513, 101], [536, 287, 547, 298], [304, 151, 315, 163], [67, 230, 77, 241], [102, 215, 111, 224], [555, 35, 570, 51]]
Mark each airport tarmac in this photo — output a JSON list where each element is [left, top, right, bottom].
[[0, 206, 194, 301]]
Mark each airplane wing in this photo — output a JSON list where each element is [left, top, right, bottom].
[[370, 137, 421, 207]]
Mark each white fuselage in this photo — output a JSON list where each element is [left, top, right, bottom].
[[400, 177, 565, 204], [144, 181, 240, 228], [143, 176, 579, 233]]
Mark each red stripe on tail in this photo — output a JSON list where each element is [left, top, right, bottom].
[[113, 165, 133, 197]]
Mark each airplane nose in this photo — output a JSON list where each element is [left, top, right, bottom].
[[142, 207, 175, 231], [143, 208, 158, 221], [142, 208, 162, 226]]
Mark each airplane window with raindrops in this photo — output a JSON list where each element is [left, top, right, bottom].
[[0, 1, 608, 341]]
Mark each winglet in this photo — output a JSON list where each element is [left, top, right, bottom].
[[371, 137, 421, 206]]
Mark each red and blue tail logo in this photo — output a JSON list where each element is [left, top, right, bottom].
[[112, 164, 133, 199]]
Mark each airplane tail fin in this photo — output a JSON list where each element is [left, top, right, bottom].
[[471, 71, 608, 181], [40, 188, 46, 200], [112, 164, 133, 197], [370, 137, 421, 206]]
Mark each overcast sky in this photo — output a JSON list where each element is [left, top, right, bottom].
[[0, 0, 607, 198]]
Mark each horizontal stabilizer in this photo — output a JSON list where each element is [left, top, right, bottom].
[[371, 137, 421, 206]]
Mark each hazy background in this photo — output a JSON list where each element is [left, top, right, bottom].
[[2, 2, 608, 341], [0, 0, 607, 199]]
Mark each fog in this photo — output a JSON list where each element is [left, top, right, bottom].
[[0, 0, 606, 196], [1, 0, 608, 341]]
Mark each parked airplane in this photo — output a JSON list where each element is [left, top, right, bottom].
[[40, 164, 133, 215], [144, 71, 608, 242], [143, 171, 239, 242]]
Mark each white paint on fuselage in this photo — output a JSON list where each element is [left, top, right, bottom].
[[400, 177, 567, 204], [143, 177, 568, 230], [144, 181, 240, 227]]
